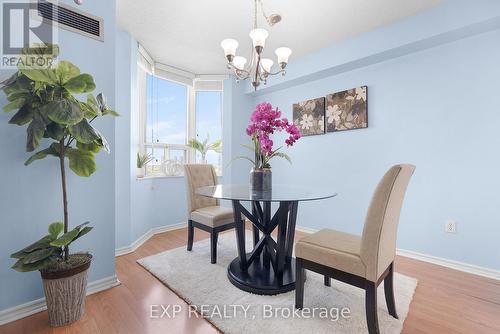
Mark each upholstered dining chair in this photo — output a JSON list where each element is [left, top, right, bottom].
[[294, 164, 416, 334], [184, 164, 235, 264]]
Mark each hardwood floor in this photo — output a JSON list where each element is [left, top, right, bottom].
[[1, 227, 499, 334]]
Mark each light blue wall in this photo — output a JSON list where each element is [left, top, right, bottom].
[[230, 1, 500, 270], [114, 31, 190, 248], [0, 0, 117, 311], [251, 0, 500, 94], [115, 30, 134, 248], [223, 78, 256, 185]]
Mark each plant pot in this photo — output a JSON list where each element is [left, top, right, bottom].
[[136, 167, 145, 178], [250, 168, 272, 192], [40, 255, 92, 327]]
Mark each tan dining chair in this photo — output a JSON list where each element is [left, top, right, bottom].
[[294, 164, 416, 334], [184, 164, 236, 264]]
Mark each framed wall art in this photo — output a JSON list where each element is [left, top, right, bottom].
[[326, 86, 368, 132], [292, 97, 325, 136]]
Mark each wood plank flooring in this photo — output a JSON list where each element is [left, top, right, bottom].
[[1, 227, 499, 334]]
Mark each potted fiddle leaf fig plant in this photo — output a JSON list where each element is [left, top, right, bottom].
[[1, 45, 118, 327]]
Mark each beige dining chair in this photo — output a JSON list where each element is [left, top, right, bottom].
[[294, 164, 416, 334], [184, 164, 235, 264]]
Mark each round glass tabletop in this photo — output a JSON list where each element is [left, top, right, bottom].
[[196, 184, 337, 202]]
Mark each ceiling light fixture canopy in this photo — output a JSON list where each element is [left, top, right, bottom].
[[220, 0, 291, 90]]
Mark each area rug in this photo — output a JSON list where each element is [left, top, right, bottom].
[[138, 232, 417, 334]]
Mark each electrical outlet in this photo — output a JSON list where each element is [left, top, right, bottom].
[[445, 220, 457, 233]]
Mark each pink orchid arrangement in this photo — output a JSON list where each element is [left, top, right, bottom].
[[239, 102, 301, 169]]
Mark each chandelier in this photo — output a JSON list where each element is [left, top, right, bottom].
[[220, 0, 292, 90]]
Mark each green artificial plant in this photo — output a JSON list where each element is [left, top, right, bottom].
[[137, 152, 154, 168], [187, 135, 222, 162], [1, 45, 118, 272]]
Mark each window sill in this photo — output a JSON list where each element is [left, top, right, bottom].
[[136, 174, 223, 181], [136, 175, 184, 181]]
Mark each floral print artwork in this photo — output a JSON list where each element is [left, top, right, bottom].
[[292, 97, 325, 136], [326, 86, 368, 132]]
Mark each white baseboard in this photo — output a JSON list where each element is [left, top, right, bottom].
[[295, 225, 320, 234], [396, 249, 500, 281], [0, 275, 120, 326], [115, 222, 187, 257], [295, 225, 500, 281]]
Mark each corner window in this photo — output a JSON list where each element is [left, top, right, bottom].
[[137, 59, 223, 177]]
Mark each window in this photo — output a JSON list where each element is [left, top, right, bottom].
[[145, 74, 189, 175], [195, 90, 223, 174], [137, 48, 223, 177]]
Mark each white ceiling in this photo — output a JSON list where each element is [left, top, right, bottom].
[[117, 0, 443, 74]]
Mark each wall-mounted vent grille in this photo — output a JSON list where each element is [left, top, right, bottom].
[[37, 0, 104, 41]]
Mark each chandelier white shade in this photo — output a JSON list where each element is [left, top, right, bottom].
[[233, 56, 248, 70], [220, 39, 239, 58], [220, 0, 291, 90], [249, 28, 269, 48], [260, 58, 273, 72], [275, 47, 292, 65]]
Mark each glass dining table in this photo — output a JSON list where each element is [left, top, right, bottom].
[[196, 184, 337, 295]]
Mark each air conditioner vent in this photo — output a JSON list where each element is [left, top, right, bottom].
[[37, 0, 104, 41]]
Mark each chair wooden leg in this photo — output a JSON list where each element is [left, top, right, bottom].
[[365, 281, 380, 334], [187, 220, 194, 251], [295, 258, 305, 309], [210, 231, 218, 264], [324, 275, 331, 286], [384, 263, 398, 319]]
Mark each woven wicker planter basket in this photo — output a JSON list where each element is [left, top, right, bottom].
[[40, 256, 92, 327]]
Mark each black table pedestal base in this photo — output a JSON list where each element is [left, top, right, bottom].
[[229, 200, 300, 295], [195, 187, 336, 295], [227, 255, 296, 295]]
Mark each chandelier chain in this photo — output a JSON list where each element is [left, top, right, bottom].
[[253, 0, 258, 29]]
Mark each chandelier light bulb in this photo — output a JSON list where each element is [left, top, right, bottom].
[[275, 47, 292, 65], [260, 58, 274, 73], [220, 39, 239, 57], [249, 28, 269, 48], [233, 56, 247, 70]]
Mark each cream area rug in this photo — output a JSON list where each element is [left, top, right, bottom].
[[138, 232, 417, 334]]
